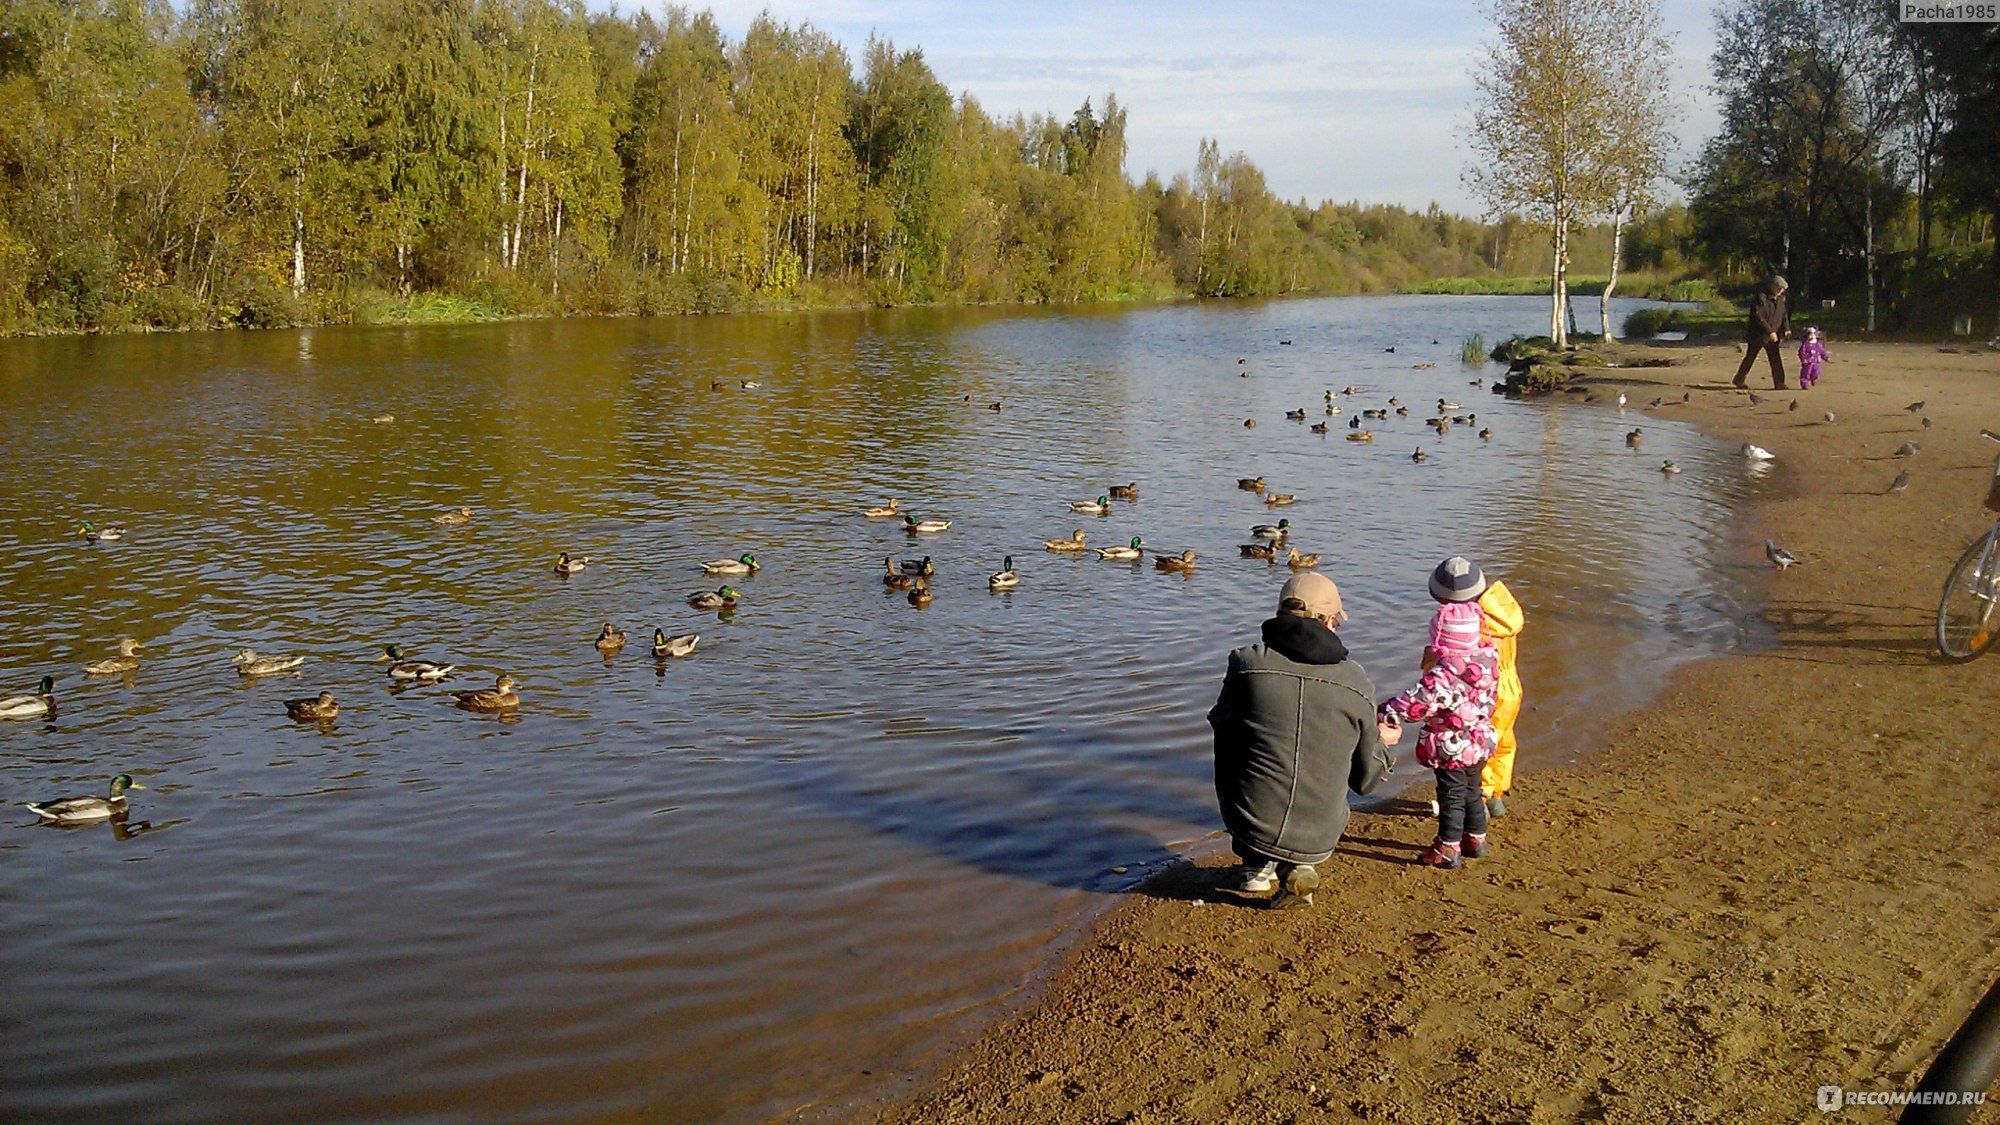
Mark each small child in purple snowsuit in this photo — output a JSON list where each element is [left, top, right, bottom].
[[1797, 327, 1828, 389], [1383, 556, 1501, 869]]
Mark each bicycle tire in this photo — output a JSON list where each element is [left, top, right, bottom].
[[1936, 525, 2000, 662]]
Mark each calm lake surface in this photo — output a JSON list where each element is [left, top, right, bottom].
[[0, 296, 1769, 1123]]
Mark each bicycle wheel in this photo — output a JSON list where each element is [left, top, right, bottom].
[[1937, 525, 2000, 662]]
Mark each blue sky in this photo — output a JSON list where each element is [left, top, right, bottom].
[[660, 0, 1722, 216]]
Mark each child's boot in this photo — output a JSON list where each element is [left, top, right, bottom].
[[1463, 833, 1489, 859], [1485, 794, 1506, 819], [1420, 837, 1462, 868]]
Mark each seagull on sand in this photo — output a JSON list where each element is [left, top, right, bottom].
[[1887, 469, 1911, 494], [1766, 540, 1802, 570], [1822, 411, 1836, 424]]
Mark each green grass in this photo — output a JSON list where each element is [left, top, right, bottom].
[[1401, 273, 1711, 301], [361, 291, 509, 325], [1461, 333, 1486, 365]]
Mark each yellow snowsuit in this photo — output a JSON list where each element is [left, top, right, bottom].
[[1477, 581, 1525, 799]]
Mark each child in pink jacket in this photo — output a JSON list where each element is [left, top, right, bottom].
[[1797, 327, 1827, 389], [1384, 556, 1501, 869]]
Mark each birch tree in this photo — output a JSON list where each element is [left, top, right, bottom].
[[1596, 0, 1676, 338], [1466, 0, 1634, 347]]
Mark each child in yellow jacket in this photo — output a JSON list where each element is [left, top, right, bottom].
[[1477, 580, 1526, 816]]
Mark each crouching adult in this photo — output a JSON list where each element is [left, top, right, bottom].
[[1207, 572, 1400, 907]]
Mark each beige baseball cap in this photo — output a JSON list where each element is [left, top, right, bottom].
[[1277, 572, 1345, 622]]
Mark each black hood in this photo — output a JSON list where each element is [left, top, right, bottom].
[[1261, 615, 1349, 665]]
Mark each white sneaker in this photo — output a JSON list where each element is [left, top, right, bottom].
[[1235, 861, 1279, 894]]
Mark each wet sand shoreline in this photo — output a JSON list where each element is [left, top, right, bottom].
[[873, 340, 2000, 1124]]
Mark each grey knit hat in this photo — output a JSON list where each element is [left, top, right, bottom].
[[1429, 556, 1488, 603]]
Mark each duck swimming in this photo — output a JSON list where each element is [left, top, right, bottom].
[[1153, 550, 1198, 572], [882, 557, 916, 589], [0, 675, 56, 719], [1240, 542, 1278, 560], [234, 650, 305, 676], [26, 773, 144, 823], [903, 515, 952, 533], [1107, 483, 1139, 500], [988, 556, 1020, 590], [453, 673, 520, 711], [593, 625, 627, 654], [1264, 493, 1296, 507], [84, 638, 143, 675], [688, 586, 740, 610], [379, 645, 454, 680], [908, 576, 934, 606], [652, 629, 699, 658], [1095, 536, 1144, 560], [553, 552, 590, 575], [286, 691, 340, 722], [1286, 547, 1321, 569], [862, 499, 901, 518], [1250, 518, 1291, 540], [898, 555, 936, 576], [432, 506, 474, 526], [1068, 494, 1111, 515], [702, 553, 760, 576], [1044, 530, 1088, 552], [75, 521, 125, 543]]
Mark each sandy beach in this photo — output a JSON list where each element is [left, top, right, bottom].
[[878, 340, 2000, 1124]]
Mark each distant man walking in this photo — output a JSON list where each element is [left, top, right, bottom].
[[1207, 572, 1399, 908], [1733, 275, 1790, 390]]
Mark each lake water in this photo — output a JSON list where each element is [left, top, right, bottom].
[[0, 296, 1769, 1123]]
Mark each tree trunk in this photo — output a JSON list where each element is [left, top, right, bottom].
[[1864, 189, 1875, 334], [511, 47, 539, 271], [1548, 201, 1567, 347], [1600, 206, 1624, 339]]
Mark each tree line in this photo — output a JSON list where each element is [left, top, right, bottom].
[[0, 0, 1603, 335]]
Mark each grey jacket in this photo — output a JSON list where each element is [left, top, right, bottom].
[[1207, 616, 1392, 865]]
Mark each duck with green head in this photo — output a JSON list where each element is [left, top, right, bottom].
[[26, 773, 144, 822], [1094, 536, 1144, 560], [1068, 494, 1111, 515], [379, 645, 454, 680], [1250, 518, 1291, 541], [0, 675, 56, 719], [652, 629, 699, 658], [553, 552, 590, 576], [903, 515, 952, 533], [702, 553, 760, 576], [988, 556, 1019, 590], [898, 555, 935, 576], [75, 521, 126, 543], [688, 586, 740, 610]]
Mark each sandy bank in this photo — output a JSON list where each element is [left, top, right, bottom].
[[877, 341, 2000, 1124]]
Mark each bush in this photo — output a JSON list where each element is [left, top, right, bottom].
[[131, 285, 215, 331], [222, 275, 304, 329]]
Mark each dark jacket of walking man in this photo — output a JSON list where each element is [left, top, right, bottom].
[[1208, 572, 1399, 908], [1734, 275, 1790, 390]]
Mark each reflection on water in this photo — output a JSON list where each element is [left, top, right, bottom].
[[0, 296, 1767, 1123]]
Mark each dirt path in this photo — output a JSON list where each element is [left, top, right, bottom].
[[876, 341, 2000, 1124]]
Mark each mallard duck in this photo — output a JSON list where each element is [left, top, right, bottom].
[[373, 413, 396, 424], [1153, 550, 1197, 572], [1479, 428, 1493, 441], [1244, 419, 1256, 428], [553, 552, 590, 575], [882, 557, 916, 589], [1341, 385, 1367, 395], [688, 586, 740, 610], [988, 556, 1020, 590], [1324, 405, 1343, 415], [1236, 477, 1265, 492], [75, 521, 126, 543], [453, 673, 520, 711], [1396, 406, 1410, 417], [1264, 493, 1296, 507], [593, 624, 627, 654], [908, 576, 934, 606], [1310, 421, 1329, 434], [1347, 430, 1375, 443], [862, 499, 901, 518], [1068, 494, 1111, 515], [379, 644, 454, 680], [1412, 447, 1429, 464], [1660, 460, 1682, 475], [740, 380, 762, 389], [84, 638, 143, 675], [1107, 483, 1139, 500], [898, 555, 936, 576], [1044, 530, 1088, 552], [1240, 542, 1278, 560], [1251, 518, 1291, 540], [1413, 361, 1437, 370], [1625, 428, 1643, 449], [1348, 416, 1362, 430], [1285, 408, 1307, 421], [1095, 536, 1144, 560], [702, 552, 760, 576], [286, 691, 340, 722], [1287, 547, 1321, 569], [26, 773, 144, 822], [433, 506, 474, 526], [652, 628, 699, 658], [0, 675, 56, 719], [903, 515, 952, 533], [234, 650, 304, 676], [1438, 399, 1464, 411]]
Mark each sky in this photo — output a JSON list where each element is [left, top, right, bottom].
[[648, 0, 1725, 217]]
